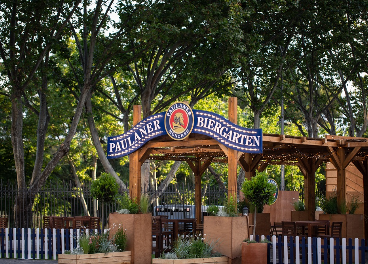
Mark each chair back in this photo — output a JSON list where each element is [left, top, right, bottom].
[[282, 221, 296, 236], [315, 220, 330, 236], [89, 217, 100, 229], [0, 217, 8, 229], [53, 217, 65, 229], [330, 222, 342, 238]]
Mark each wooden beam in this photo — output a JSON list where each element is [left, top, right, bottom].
[[342, 147, 361, 168], [199, 158, 213, 176], [328, 147, 341, 170]]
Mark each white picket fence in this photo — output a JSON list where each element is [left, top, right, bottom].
[[0, 229, 367, 263], [0, 228, 101, 260]]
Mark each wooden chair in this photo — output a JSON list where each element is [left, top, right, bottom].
[[152, 216, 163, 257], [53, 217, 65, 229], [43, 216, 51, 229], [314, 220, 330, 237], [74, 216, 91, 229], [89, 217, 100, 229], [330, 222, 342, 238], [271, 222, 282, 236], [282, 221, 296, 237], [0, 217, 8, 229], [161, 218, 175, 252]]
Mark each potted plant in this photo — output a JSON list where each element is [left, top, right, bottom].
[[91, 172, 119, 229], [319, 193, 364, 239], [152, 234, 228, 264], [108, 193, 152, 264], [291, 200, 309, 221], [241, 174, 276, 239], [203, 195, 249, 262], [58, 228, 131, 264], [240, 174, 276, 264]]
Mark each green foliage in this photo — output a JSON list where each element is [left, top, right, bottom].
[[320, 194, 339, 214], [91, 173, 119, 204], [76, 232, 117, 254], [162, 235, 220, 259], [224, 195, 238, 217], [241, 174, 277, 213], [293, 200, 305, 211], [128, 199, 140, 214], [348, 196, 360, 214], [207, 205, 219, 216], [140, 194, 150, 214], [116, 193, 148, 214], [113, 228, 127, 252]]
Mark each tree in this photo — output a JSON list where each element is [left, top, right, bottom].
[[0, 0, 82, 227], [241, 173, 276, 238]]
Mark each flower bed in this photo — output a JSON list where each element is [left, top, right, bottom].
[[58, 251, 131, 264]]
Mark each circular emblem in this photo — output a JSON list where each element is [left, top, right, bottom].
[[268, 178, 279, 205], [164, 102, 194, 140]]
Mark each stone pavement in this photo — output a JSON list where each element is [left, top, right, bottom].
[[0, 259, 57, 264]]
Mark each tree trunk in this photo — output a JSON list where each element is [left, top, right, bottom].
[[69, 158, 90, 216], [85, 91, 127, 191], [149, 161, 181, 204]]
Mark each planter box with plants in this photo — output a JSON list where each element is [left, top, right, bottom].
[[109, 193, 152, 264], [319, 193, 364, 239], [58, 228, 130, 264], [153, 234, 228, 264], [58, 252, 131, 264], [203, 195, 248, 261]]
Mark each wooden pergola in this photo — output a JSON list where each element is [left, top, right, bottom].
[[128, 98, 368, 238]]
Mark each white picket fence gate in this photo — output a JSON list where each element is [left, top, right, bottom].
[[0, 228, 367, 263]]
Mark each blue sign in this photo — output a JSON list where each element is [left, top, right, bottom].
[[107, 103, 263, 159]]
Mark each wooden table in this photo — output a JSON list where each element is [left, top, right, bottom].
[[294, 220, 330, 237]]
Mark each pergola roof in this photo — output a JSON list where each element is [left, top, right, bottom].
[[139, 133, 368, 166]]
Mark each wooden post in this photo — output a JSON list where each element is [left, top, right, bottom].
[[129, 105, 142, 202], [228, 97, 238, 204], [336, 147, 346, 210], [194, 160, 202, 225]]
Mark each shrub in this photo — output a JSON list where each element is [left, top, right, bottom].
[[207, 205, 219, 216], [162, 235, 220, 259], [223, 195, 237, 217], [91, 173, 119, 203], [293, 200, 305, 211]]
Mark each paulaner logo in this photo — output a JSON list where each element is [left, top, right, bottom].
[[164, 102, 194, 140]]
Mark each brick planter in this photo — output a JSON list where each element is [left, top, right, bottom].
[[241, 242, 267, 264], [203, 216, 249, 260], [109, 213, 152, 264], [58, 251, 131, 264]]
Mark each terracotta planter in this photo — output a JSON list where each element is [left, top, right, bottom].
[[241, 242, 267, 264], [318, 214, 364, 239], [152, 256, 229, 264], [291, 211, 309, 221], [108, 213, 152, 264], [248, 213, 270, 236], [203, 216, 249, 260], [58, 251, 131, 264]]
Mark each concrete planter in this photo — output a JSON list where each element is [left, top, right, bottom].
[[58, 251, 131, 264], [108, 213, 152, 264], [318, 214, 364, 239], [152, 256, 229, 264], [291, 211, 309, 221], [203, 216, 249, 261], [248, 213, 270, 236], [241, 242, 267, 264]]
